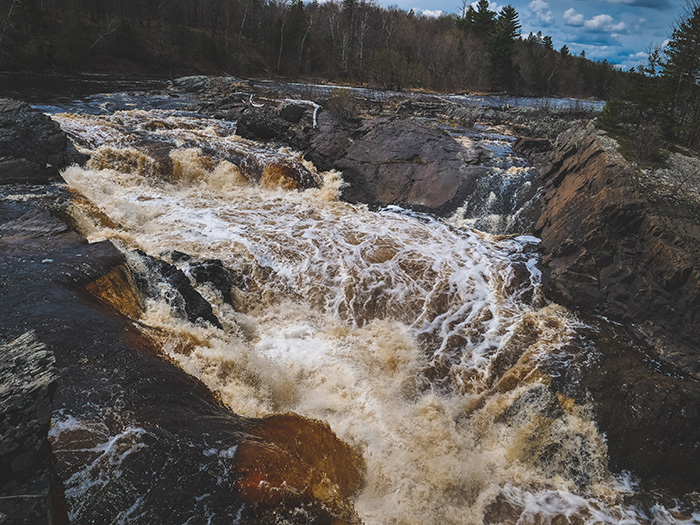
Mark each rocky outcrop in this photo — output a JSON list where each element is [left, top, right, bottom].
[[236, 101, 493, 215], [533, 123, 700, 378], [0, 98, 86, 184], [236, 101, 319, 154], [0, 332, 68, 525], [525, 123, 700, 491]]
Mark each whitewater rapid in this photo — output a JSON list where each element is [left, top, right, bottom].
[[52, 106, 696, 524]]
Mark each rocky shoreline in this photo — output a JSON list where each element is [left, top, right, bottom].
[[1, 81, 699, 522]]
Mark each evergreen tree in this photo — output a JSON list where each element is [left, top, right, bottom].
[[487, 4, 520, 90], [663, 0, 700, 147], [473, 0, 496, 34], [458, 0, 495, 35]]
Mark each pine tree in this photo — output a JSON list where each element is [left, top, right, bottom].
[[487, 4, 520, 90]]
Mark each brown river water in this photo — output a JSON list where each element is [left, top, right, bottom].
[[32, 91, 699, 524]]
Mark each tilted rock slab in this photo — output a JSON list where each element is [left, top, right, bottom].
[[535, 122, 700, 377]]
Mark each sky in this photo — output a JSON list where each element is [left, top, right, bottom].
[[378, 0, 688, 70]]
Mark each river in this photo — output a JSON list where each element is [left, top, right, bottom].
[[17, 82, 698, 524]]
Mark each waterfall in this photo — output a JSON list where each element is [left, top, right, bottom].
[[43, 99, 698, 524]]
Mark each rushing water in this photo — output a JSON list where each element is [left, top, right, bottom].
[[39, 91, 699, 524]]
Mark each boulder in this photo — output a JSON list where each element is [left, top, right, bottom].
[[236, 106, 290, 141], [0, 98, 87, 184], [335, 117, 490, 215], [533, 123, 700, 378]]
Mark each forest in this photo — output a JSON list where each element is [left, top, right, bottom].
[[0, 0, 625, 98], [600, 0, 700, 157]]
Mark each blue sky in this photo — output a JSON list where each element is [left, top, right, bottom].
[[377, 0, 685, 69]]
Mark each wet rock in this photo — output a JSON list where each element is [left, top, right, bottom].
[[189, 259, 235, 306], [532, 123, 700, 378], [235, 413, 365, 523], [130, 250, 223, 329], [233, 100, 493, 213], [236, 106, 290, 141], [0, 332, 69, 525], [260, 160, 320, 191], [329, 117, 490, 215], [304, 111, 358, 172], [0, 98, 87, 184], [169, 75, 212, 93], [551, 321, 700, 493]]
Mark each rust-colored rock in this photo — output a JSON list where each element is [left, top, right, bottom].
[[260, 160, 320, 191], [85, 264, 144, 319], [235, 413, 364, 522]]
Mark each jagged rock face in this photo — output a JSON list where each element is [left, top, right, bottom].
[[534, 123, 700, 378], [0, 98, 87, 184], [528, 123, 700, 490]]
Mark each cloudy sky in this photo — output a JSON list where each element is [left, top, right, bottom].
[[377, 0, 686, 69]]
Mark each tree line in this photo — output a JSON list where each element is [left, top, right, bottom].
[[0, 0, 624, 98], [599, 0, 700, 157]]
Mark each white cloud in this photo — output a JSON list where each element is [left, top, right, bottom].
[[417, 8, 444, 17], [528, 0, 553, 24], [563, 8, 584, 26], [585, 14, 613, 30], [584, 14, 627, 32]]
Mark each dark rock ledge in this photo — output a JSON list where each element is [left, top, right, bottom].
[[523, 123, 700, 378], [0, 98, 87, 185], [235, 103, 492, 216]]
